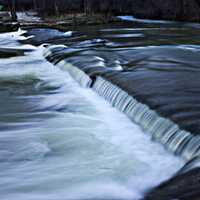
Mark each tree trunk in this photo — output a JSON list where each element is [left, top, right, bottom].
[[7, 0, 17, 21], [54, 1, 59, 16], [33, 0, 38, 11]]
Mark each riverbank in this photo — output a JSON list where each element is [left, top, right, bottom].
[[0, 12, 123, 32], [2, 0, 200, 24]]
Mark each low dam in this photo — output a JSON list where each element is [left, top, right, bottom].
[[44, 21, 200, 171], [1, 17, 200, 200]]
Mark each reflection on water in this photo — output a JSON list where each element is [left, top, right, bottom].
[[0, 19, 198, 200]]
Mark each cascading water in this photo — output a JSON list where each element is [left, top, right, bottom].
[[44, 21, 200, 175], [57, 60, 92, 87], [45, 45, 200, 166], [3, 15, 200, 199], [92, 77, 198, 161], [0, 29, 185, 200]]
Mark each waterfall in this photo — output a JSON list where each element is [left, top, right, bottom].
[[179, 156, 200, 174], [93, 77, 200, 166], [44, 47, 92, 88], [56, 60, 92, 88], [44, 46, 200, 174]]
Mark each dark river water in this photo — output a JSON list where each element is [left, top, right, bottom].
[[1, 17, 199, 200]]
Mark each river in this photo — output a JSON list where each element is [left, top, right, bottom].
[[1, 18, 198, 200]]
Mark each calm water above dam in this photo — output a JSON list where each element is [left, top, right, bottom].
[[1, 18, 200, 200]]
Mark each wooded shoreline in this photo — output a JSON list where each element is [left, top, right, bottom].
[[1, 0, 200, 23]]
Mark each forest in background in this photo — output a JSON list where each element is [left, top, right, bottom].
[[1, 0, 200, 22]]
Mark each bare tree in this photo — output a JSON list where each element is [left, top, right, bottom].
[[33, 0, 38, 11], [54, 0, 59, 16], [84, 0, 89, 14], [7, 0, 17, 21]]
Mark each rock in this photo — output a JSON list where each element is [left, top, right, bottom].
[[0, 22, 19, 33], [144, 167, 200, 200]]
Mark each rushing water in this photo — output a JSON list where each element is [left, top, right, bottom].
[[0, 19, 196, 200]]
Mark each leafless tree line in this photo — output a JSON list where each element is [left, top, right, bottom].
[[4, 0, 200, 22]]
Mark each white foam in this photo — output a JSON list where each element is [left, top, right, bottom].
[[0, 28, 26, 39], [17, 12, 41, 22], [0, 38, 184, 200], [63, 31, 73, 37], [0, 28, 34, 46], [35, 63, 184, 199]]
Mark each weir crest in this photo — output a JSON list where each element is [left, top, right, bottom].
[[44, 46, 200, 174]]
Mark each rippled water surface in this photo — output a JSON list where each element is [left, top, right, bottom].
[[0, 19, 197, 200]]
